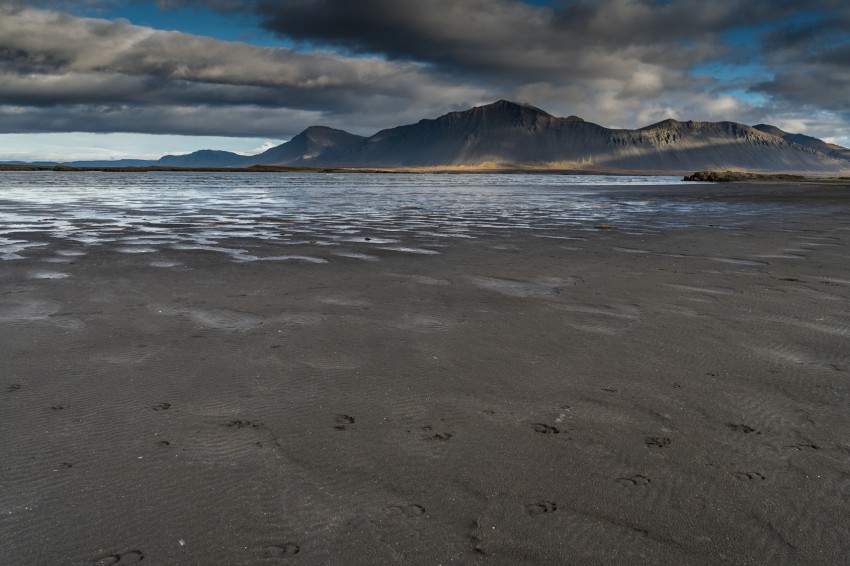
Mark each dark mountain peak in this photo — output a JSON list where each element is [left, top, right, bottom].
[[470, 100, 587, 122], [183, 149, 232, 157], [639, 118, 683, 131], [285, 125, 365, 151], [293, 125, 362, 142], [429, 100, 552, 123], [427, 100, 556, 132], [753, 124, 786, 137], [300, 125, 351, 136], [469, 100, 551, 116], [485, 99, 547, 111], [254, 125, 365, 165]]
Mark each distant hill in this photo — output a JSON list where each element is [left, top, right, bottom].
[[252, 126, 366, 165], [156, 150, 248, 168], [5, 101, 849, 173]]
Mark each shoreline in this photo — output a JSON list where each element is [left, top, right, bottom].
[[2, 162, 849, 179]]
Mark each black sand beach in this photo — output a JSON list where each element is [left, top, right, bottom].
[[2, 181, 849, 565]]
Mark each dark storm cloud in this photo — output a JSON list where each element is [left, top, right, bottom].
[[758, 21, 850, 112], [231, 1, 831, 70], [0, 5, 435, 91], [0, 103, 325, 136], [0, 4, 488, 135], [161, 0, 850, 134], [751, 7, 850, 116], [1, 0, 849, 143], [246, 0, 725, 81]]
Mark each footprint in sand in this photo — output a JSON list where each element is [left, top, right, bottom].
[[412, 424, 452, 441], [262, 543, 300, 558], [617, 474, 651, 487], [732, 471, 766, 481], [525, 501, 558, 516], [727, 423, 761, 434], [644, 436, 671, 448], [531, 423, 560, 434], [93, 550, 144, 565], [334, 414, 355, 430], [426, 432, 453, 441]]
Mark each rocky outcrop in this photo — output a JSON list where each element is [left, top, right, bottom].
[[683, 171, 807, 182]]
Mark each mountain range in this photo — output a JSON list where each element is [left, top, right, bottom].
[[10, 101, 850, 173]]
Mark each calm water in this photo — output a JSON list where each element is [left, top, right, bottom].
[[0, 172, 798, 262]]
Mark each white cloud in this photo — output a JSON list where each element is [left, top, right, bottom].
[[0, 132, 289, 162], [242, 140, 284, 155]]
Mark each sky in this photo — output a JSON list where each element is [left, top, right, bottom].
[[1, 0, 849, 161]]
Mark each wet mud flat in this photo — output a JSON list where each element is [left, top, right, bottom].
[[1, 182, 850, 565]]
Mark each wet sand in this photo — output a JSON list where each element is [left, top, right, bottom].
[[2, 182, 850, 565]]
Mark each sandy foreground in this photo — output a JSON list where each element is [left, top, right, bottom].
[[1, 182, 849, 565]]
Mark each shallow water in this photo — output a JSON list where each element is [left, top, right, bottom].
[[0, 171, 817, 262]]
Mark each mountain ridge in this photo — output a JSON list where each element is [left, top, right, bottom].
[[753, 123, 850, 162], [9, 101, 849, 173]]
